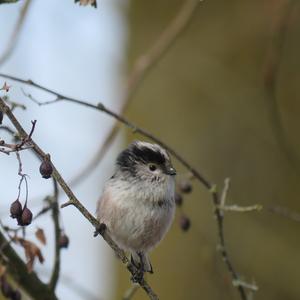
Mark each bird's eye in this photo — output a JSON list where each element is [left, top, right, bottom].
[[149, 164, 157, 171]]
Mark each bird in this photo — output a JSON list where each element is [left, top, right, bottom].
[[96, 140, 176, 279]]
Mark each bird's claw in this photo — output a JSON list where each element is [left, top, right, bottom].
[[94, 223, 107, 237], [130, 268, 144, 283]]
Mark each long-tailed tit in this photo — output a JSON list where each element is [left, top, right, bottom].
[[97, 141, 176, 278]]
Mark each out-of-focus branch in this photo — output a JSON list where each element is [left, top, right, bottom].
[[74, 0, 97, 8], [0, 0, 32, 66], [0, 232, 58, 300], [0, 98, 159, 300], [268, 205, 300, 222], [123, 284, 139, 300], [48, 179, 61, 291], [69, 0, 202, 187], [0, 75, 250, 299], [263, 0, 299, 171], [0, 74, 211, 187], [0, 0, 21, 4]]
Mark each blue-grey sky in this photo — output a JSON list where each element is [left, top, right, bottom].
[[0, 1, 127, 299]]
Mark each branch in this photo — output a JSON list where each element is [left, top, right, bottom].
[[48, 179, 61, 291], [0, 0, 21, 4], [0, 98, 159, 300], [123, 284, 139, 300], [0, 231, 58, 300], [0, 0, 32, 66], [263, 0, 299, 172], [68, 0, 202, 187], [268, 205, 300, 222]]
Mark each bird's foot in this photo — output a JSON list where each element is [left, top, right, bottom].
[[130, 254, 145, 282], [93, 223, 107, 237], [130, 268, 144, 283]]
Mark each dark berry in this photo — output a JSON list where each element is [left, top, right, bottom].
[[39, 160, 53, 179], [175, 193, 183, 206], [179, 180, 193, 194], [10, 200, 22, 219], [179, 215, 191, 232], [20, 207, 33, 226], [0, 111, 3, 124], [59, 234, 69, 249]]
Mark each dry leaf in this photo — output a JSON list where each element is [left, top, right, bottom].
[[35, 228, 46, 245], [74, 0, 97, 8], [17, 238, 44, 273]]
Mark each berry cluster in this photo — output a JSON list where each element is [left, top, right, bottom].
[[10, 200, 32, 226]]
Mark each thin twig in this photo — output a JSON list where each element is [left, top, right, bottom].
[[48, 179, 61, 292], [0, 0, 32, 66], [217, 204, 262, 213], [263, 0, 299, 172], [268, 205, 300, 222], [68, 0, 202, 187], [0, 0, 22, 4], [0, 98, 159, 300]]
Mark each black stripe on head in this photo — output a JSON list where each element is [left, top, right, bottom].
[[131, 144, 166, 165], [116, 142, 167, 173]]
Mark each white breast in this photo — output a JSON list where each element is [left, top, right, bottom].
[[97, 176, 175, 253]]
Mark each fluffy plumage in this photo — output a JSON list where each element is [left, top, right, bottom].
[[97, 141, 176, 274]]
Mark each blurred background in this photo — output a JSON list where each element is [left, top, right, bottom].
[[0, 0, 300, 300]]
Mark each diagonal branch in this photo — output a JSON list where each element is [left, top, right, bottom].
[[48, 179, 61, 291], [0, 0, 32, 66], [0, 231, 58, 300]]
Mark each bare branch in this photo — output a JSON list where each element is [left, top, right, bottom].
[[217, 204, 262, 213], [263, 0, 299, 172], [0, 0, 21, 4], [48, 179, 61, 292], [0, 232, 58, 300], [0, 0, 32, 66], [268, 205, 300, 222], [123, 284, 140, 300]]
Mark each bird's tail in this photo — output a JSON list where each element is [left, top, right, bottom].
[[131, 252, 153, 274]]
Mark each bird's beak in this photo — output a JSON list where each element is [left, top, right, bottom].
[[165, 166, 176, 176]]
